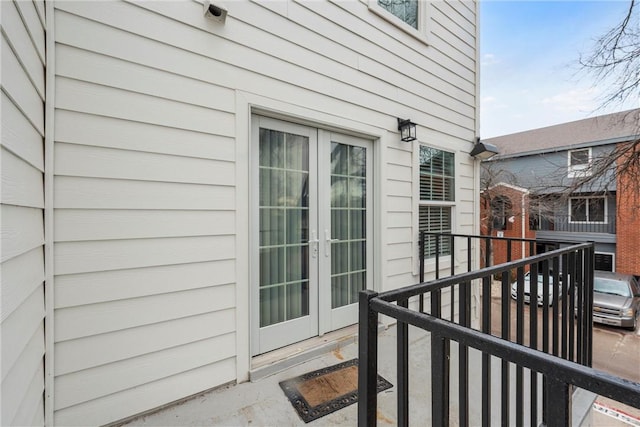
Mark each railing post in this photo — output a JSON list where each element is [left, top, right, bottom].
[[431, 272, 449, 426], [431, 331, 449, 427], [419, 231, 425, 312], [450, 235, 456, 321], [481, 274, 491, 426], [545, 378, 572, 427], [516, 266, 525, 426], [576, 250, 584, 365], [459, 280, 470, 427], [358, 290, 379, 427], [586, 244, 595, 366], [397, 298, 409, 427], [500, 269, 511, 426], [568, 250, 576, 362]]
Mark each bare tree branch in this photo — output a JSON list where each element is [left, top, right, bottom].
[[580, 0, 640, 108], [576, 1, 640, 205]]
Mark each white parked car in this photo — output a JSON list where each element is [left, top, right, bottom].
[[510, 272, 562, 306]]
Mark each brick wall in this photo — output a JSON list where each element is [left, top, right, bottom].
[[615, 142, 640, 276], [480, 185, 535, 268]]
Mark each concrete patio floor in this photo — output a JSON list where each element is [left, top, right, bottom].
[[123, 323, 598, 426], [123, 325, 401, 426]]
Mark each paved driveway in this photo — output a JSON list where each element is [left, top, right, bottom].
[[488, 288, 640, 426], [591, 324, 640, 426]]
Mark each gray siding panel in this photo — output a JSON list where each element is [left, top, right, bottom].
[[491, 145, 618, 192]]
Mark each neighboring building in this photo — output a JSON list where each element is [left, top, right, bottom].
[[1, 1, 481, 425], [480, 109, 640, 276], [480, 183, 535, 265]]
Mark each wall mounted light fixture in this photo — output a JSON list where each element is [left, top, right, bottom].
[[397, 118, 417, 142], [204, 0, 227, 23], [470, 138, 499, 160]]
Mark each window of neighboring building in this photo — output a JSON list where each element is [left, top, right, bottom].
[[419, 146, 454, 257], [368, 0, 428, 43], [569, 196, 606, 223], [491, 195, 512, 231], [595, 252, 614, 272], [568, 148, 592, 178]]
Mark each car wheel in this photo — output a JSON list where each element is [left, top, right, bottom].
[[628, 312, 638, 331]]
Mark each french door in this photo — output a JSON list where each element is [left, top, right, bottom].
[[251, 116, 373, 355]]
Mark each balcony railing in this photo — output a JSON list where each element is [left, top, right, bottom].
[[358, 232, 640, 426], [530, 214, 616, 234]]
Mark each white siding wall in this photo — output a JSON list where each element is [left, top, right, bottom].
[[1, 1, 47, 426], [50, 0, 478, 424]]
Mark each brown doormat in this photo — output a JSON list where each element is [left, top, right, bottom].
[[279, 358, 392, 423]]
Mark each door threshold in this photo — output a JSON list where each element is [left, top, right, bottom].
[[249, 324, 383, 382]]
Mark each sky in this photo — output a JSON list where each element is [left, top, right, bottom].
[[480, 0, 639, 138]]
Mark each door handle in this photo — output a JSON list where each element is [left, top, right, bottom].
[[308, 230, 319, 258], [325, 229, 339, 257]]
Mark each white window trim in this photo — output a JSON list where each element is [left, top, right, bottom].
[[368, 0, 430, 45], [418, 144, 456, 261], [595, 251, 615, 272], [568, 196, 608, 224], [567, 148, 592, 178]]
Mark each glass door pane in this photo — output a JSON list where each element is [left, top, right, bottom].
[[259, 129, 310, 326], [330, 142, 367, 309]]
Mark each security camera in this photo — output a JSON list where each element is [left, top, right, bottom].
[[203, 0, 227, 23]]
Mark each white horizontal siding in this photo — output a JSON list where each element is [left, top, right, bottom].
[[56, 77, 235, 136], [1, 292, 45, 425], [55, 110, 235, 161], [55, 3, 474, 138], [55, 209, 235, 242], [430, 2, 476, 69], [54, 358, 236, 427], [385, 143, 414, 276], [54, 260, 235, 308], [313, 0, 476, 91], [55, 142, 235, 186], [2, 1, 45, 97], [50, 0, 478, 424], [54, 176, 234, 210], [54, 333, 236, 411], [51, 0, 244, 419], [56, 44, 235, 111], [1, 35, 43, 134], [1, 205, 44, 263], [11, 363, 45, 427], [1, 326, 45, 425], [55, 284, 235, 342], [54, 309, 235, 375], [14, 0, 45, 62], [1, 248, 44, 323], [55, 235, 235, 275], [0, 1, 46, 425], [1, 147, 44, 208], [1, 290, 45, 381], [1, 93, 44, 170]]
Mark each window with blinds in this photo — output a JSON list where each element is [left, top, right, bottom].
[[419, 146, 454, 258]]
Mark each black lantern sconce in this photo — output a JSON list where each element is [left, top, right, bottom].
[[397, 118, 417, 142]]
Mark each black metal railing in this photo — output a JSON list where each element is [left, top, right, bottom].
[[358, 233, 640, 426], [531, 214, 616, 234]]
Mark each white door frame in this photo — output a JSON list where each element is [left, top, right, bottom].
[[250, 116, 374, 356], [318, 130, 374, 334]]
